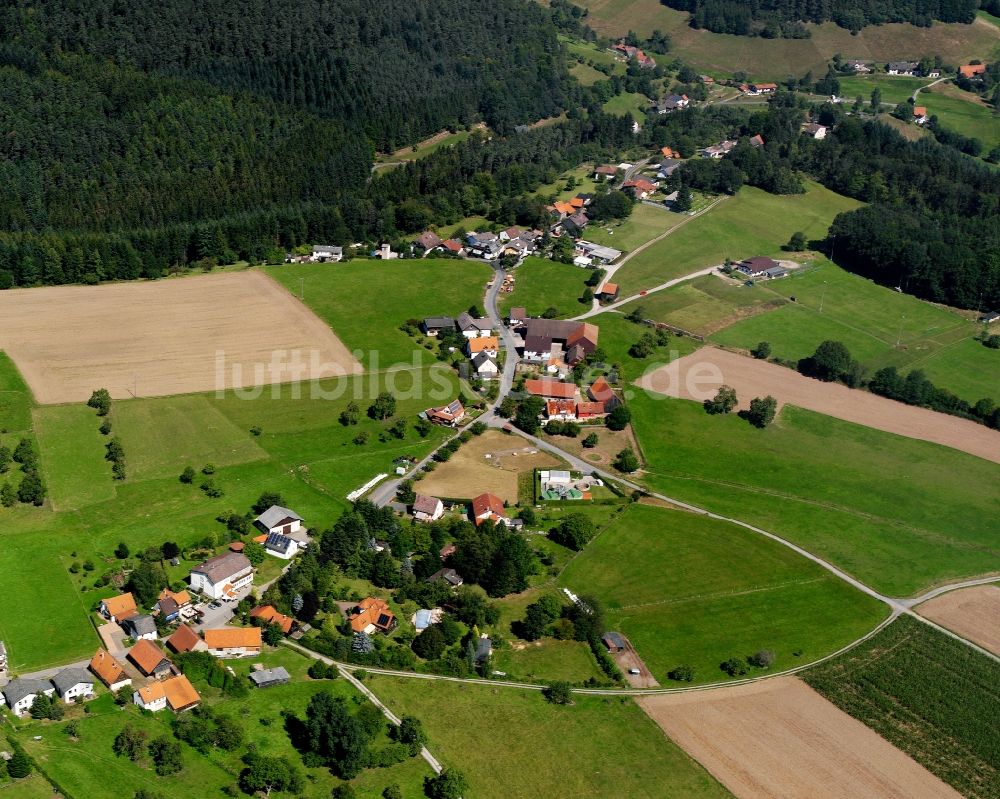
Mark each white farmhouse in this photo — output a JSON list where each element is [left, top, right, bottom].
[[2, 678, 55, 716], [189, 551, 253, 600], [51, 668, 95, 704], [254, 505, 303, 536]]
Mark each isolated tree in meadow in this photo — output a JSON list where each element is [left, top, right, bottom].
[[239, 754, 303, 795], [115, 541, 130, 559], [87, 388, 111, 415], [548, 513, 596, 551], [673, 184, 693, 212], [424, 768, 468, 799], [783, 231, 806, 251], [161, 541, 180, 559], [746, 396, 777, 428], [179, 465, 196, 484], [720, 656, 749, 677], [12, 437, 35, 466], [749, 649, 775, 668], [339, 401, 360, 426], [382, 786, 403, 799], [543, 681, 573, 704], [703, 385, 738, 415], [668, 664, 695, 682], [303, 692, 370, 779], [113, 724, 148, 760], [613, 447, 639, 473], [870, 86, 882, 111], [395, 715, 427, 755], [368, 392, 397, 420], [252, 491, 285, 514], [582, 432, 599, 448], [17, 471, 46, 505], [799, 340, 854, 382]]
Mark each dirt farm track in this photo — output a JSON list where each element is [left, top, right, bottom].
[[0, 271, 362, 404], [637, 677, 962, 799], [638, 347, 1000, 465]]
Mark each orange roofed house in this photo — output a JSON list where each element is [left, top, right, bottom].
[[203, 626, 263, 658], [89, 648, 132, 692], [127, 639, 173, 678], [424, 398, 466, 427], [100, 592, 137, 623], [522, 319, 598, 366], [524, 378, 577, 399], [349, 598, 397, 635], [133, 674, 200, 713], [471, 492, 508, 526], [250, 605, 294, 635], [959, 64, 986, 79]]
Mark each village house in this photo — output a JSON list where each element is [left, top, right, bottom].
[[622, 178, 657, 200], [349, 598, 397, 634], [251, 605, 294, 635], [466, 335, 499, 358], [156, 588, 193, 621], [250, 667, 291, 689], [522, 319, 599, 365], [441, 239, 465, 256], [264, 532, 299, 560], [913, 106, 929, 125], [545, 399, 577, 420], [746, 82, 777, 95], [656, 94, 689, 113], [845, 60, 872, 73], [588, 376, 619, 412], [254, 505, 303, 537], [465, 233, 504, 260], [133, 681, 168, 712], [89, 648, 132, 692], [602, 631, 627, 653], [100, 592, 137, 623], [415, 231, 443, 254], [122, 614, 157, 641], [575, 401, 607, 420], [597, 283, 620, 302], [203, 627, 263, 658], [563, 212, 590, 236], [310, 245, 343, 263], [593, 164, 618, 181], [887, 61, 918, 75], [412, 608, 443, 632], [428, 567, 464, 587], [575, 241, 622, 264], [456, 312, 494, 339], [749, 133, 765, 148], [471, 352, 500, 379], [959, 63, 986, 79], [128, 639, 173, 678], [164, 675, 201, 712], [736, 256, 787, 279], [524, 377, 578, 400], [978, 310, 1000, 324], [412, 494, 445, 523], [613, 43, 655, 68], [923, 67, 941, 78], [471, 492, 508, 526], [700, 140, 737, 159], [475, 635, 493, 665], [166, 624, 208, 655], [424, 398, 466, 426], [51, 667, 95, 704], [2, 678, 56, 716], [421, 316, 455, 336], [189, 551, 254, 601], [509, 307, 528, 329], [657, 159, 682, 179], [801, 123, 827, 139]]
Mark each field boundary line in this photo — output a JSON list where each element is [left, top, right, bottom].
[[609, 576, 827, 612]]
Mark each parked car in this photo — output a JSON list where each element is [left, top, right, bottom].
[[628, 668, 641, 675]]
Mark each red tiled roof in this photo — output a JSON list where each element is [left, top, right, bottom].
[[250, 605, 293, 634], [576, 401, 606, 417], [350, 598, 395, 633], [913, 106, 927, 117], [589, 377, 615, 403], [524, 379, 577, 399], [102, 592, 137, 619], [546, 399, 577, 417], [166, 624, 203, 654], [89, 648, 129, 687], [128, 640, 171, 675], [960, 64, 986, 77], [471, 493, 506, 523], [203, 627, 263, 650]]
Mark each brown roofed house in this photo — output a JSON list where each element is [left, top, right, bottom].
[[416, 231, 443, 252], [959, 64, 986, 78], [412, 494, 445, 523], [588, 376, 619, 412], [575, 401, 607, 419], [471, 492, 507, 526], [166, 624, 207, 654], [127, 639, 173, 678], [101, 592, 138, 622], [89, 648, 132, 691], [250, 605, 294, 635]]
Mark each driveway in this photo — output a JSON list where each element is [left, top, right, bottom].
[[98, 621, 127, 655]]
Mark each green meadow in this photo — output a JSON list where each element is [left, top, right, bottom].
[[369, 675, 731, 799], [268, 259, 494, 368], [711, 259, 998, 404], [922, 83, 1000, 153], [629, 394, 1000, 596], [500, 256, 590, 318], [560, 504, 887, 681], [613, 183, 862, 295], [584, 202, 688, 253], [837, 74, 932, 105]]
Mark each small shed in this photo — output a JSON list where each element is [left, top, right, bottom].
[[602, 632, 627, 653]]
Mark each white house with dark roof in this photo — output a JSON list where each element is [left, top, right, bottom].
[[310, 245, 343, 262], [264, 532, 299, 560], [190, 551, 253, 600], [456, 312, 493, 339], [2, 678, 55, 716], [254, 505, 303, 537], [122, 614, 158, 641], [412, 494, 444, 522], [51, 668, 95, 704]]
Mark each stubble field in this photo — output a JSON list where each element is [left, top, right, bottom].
[[0, 270, 362, 404]]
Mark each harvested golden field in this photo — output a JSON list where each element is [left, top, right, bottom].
[[638, 677, 963, 799], [917, 584, 1000, 656], [637, 347, 1000, 464], [415, 430, 562, 502], [0, 271, 361, 404]]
